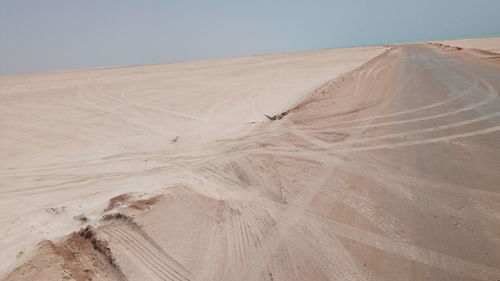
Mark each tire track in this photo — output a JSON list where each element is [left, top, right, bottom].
[[303, 79, 478, 130], [233, 168, 334, 281], [235, 214, 245, 265], [331, 125, 500, 153], [319, 184, 405, 240], [228, 213, 242, 267], [299, 219, 369, 281], [263, 125, 500, 155], [307, 213, 500, 281], [280, 240, 299, 281], [101, 225, 190, 281], [113, 225, 190, 279], [102, 227, 175, 281], [315, 111, 500, 148], [77, 83, 160, 134], [198, 223, 224, 281], [327, 72, 497, 130]]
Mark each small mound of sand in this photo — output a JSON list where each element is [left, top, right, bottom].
[[4, 226, 125, 281]]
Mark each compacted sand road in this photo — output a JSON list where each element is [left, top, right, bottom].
[[2, 42, 500, 281]]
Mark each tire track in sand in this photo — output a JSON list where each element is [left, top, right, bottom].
[[307, 213, 500, 281], [303, 80, 479, 130], [101, 224, 190, 281], [328, 75, 497, 130]]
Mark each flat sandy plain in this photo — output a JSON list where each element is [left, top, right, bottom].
[[1, 37, 500, 281]]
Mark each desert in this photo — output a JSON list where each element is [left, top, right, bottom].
[[1, 37, 500, 281]]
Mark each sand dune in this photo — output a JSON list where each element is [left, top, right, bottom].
[[1, 38, 500, 281]]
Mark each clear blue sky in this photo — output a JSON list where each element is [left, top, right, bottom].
[[1, 0, 499, 75]]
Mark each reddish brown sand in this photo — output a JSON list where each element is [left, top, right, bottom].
[[1, 38, 500, 281]]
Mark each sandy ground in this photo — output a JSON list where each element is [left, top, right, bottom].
[[1, 38, 500, 281], [438, 37, 500, 53]]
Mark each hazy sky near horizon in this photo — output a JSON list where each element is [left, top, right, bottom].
[[1, 0, 500, 75]]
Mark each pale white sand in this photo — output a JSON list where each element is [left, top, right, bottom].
[[437, 36, 500, 53], [0, 45, 385, 278]]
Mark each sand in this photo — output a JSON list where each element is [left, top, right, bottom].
[[438, 37, 500, 53], [1, 37, 500, 281]]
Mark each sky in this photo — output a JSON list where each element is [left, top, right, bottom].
[[1, 0, 500, 75]]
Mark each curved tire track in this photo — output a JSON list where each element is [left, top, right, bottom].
[[101, 224, 190, 281]]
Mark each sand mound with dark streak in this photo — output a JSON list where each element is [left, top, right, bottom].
[[4, 226, 125, 281]]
